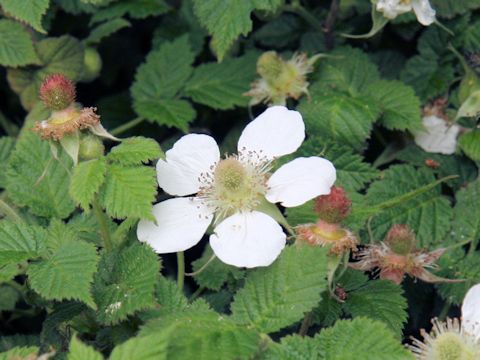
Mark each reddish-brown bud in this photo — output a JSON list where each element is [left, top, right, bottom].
[[385, 224, 416, 256], [313, 186, 351, 224], [40, 74, 76, 111]]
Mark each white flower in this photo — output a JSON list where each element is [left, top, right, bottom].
[[376, 0, 436, 26], [137, 106, 336, 268], [413, 115, 461, 155], [409, 283, 480, 359]]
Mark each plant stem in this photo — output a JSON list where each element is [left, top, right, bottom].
[[190, 286, 205, 302], [299, 312, 313, 336], [177, 251, 185, 291], [283, 4, 324, 33], [92, 199, 113, 252], [323, 0, 341, 49], [185, 254, 216, 276], [111, 117, 144, 136], [0, 198, 23, 223], [438, 300, 451, 321]]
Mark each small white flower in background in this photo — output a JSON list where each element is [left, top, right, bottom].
[[376, 0, 436, 26], [413, 115, 461, 155], [409, 283, 480, 359], [137, 106, 336, 268]]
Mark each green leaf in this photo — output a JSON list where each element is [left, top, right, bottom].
[[343, 280, 408, 336], [298, 92, 380, 151], [316, 318, 414, 359], [107, 137, 162, 165], [6, 131, 76, 218], [263, 335, 323, 360], [430, 0, 480, 18], [99, 163, 157, 220], [365, 165, 453, 246], [7, 36, 85, 110], [91, 0, 170, 24], [456, 91, 480, 120], [0, 137, 15, 188], [68, 337, 103, 360], [0, 286, 19, 311], [0, 335, 39, 352], [451, 180, 480, 248], [459, 130, 480, 162], [0, 0, 50, 33], [69, 158, 107, 211], [365, 80, 422, 131], [131, 36, 195, 131], [109, 333, 168, 360], [140, 305, 261, 360], [0, 19, 40, 67], [0, 346, 39, 360], [192, 0, 281, 61], [231, 246, 328, 333], [0, 221, 46, 266], [84, 18, 131, 45], [93, 244, 160, 324], [184, 53, 257, 109], [27, 237, 99, 308], [191, 245, 244, 291]]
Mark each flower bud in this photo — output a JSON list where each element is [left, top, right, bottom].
[[257, 51, 285, 81], [79, 134, 105, 160], [313, 186, 351, 224], [40, 74, 76, 111], [81, 47, 103, 82], [385, 224, 416, 256]]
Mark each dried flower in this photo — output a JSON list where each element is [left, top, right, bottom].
[[314, 186, 351, 224]]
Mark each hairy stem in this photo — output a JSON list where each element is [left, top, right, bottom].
[[111, 117, 144, 136], [0, 198, 23, 223], [177, 251, 185, 291], [92, 199, 113, 252], [323, 0, 341, 49], [299, 312, 313, 336]]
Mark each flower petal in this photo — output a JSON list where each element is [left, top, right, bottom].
[[209, 211, 286, 268], [157, 134, 220, 196], [413, 115, 460, 155], [237, 106, 304, 160], [266, 157, 336, 207], [462, 283, 480, 340], [412, 0, 436, 26], [376, 0, 412, 19], [137, 197, 213, 253]]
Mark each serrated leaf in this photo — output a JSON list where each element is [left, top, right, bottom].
[[231, 246, 328, 333], [430, 0, 480, 18], [0, 0, 50, 33], [69, 158, 107, 211], [298, 92, 380, 151], [343, 280, 408, 336], [0, 19, 40, 67], [192, 245, 244, 291], [451, 180, 480, 247], [68, 337, 103, 360], [365, 165, 453, 246], [0, 221, 46, 266], [316, 318, 414, 359], [131, 36, 195, 131], [184, 53, 257, 109], [0, 335, 39, 352], [99, 163, 156, 220], [7, 36, 84, 110], [140, 306, 261, 360], [192, 0, 281, 61], [365, 80, 422, 131], [91, 0, 170, 24], [0, 137, 15, 188], [459, 130, 480, 162], [0, 286, 19, 311], [85, 18, 131, 45], [27, 238, 99, 308], [6, 131, 76, 218], [109, 333, 168, 360], [0, 346, 39, 360], [93, 244, 160, 324], [107, 137, 162, 165]]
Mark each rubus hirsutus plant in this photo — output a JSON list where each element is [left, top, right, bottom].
[[0, 0, 480, 359]]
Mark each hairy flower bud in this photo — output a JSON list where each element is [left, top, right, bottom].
[[385, 224, 416, 255], [40, 74, 76, 111], [82, 47, 103, 82], [79, 134, 105, 160], [313, 186, 351, 224]]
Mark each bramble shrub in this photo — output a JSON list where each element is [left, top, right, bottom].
[[1, 0, 480, 359]]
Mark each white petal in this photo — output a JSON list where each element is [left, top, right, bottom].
[[462, 283, 480, 340], [237, 106, 305, 160], [413, 115, 460, 155], [266, 157, 336, 207], [137, 197, 213, 253], [412, 0, 436, 26], [376, 0, 411, 19], [209, 211, 286, 268], [156, 134, 220, 196]]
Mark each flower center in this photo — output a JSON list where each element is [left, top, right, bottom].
[[432, 332, 474, 360], [198, 154, 270, 220]]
